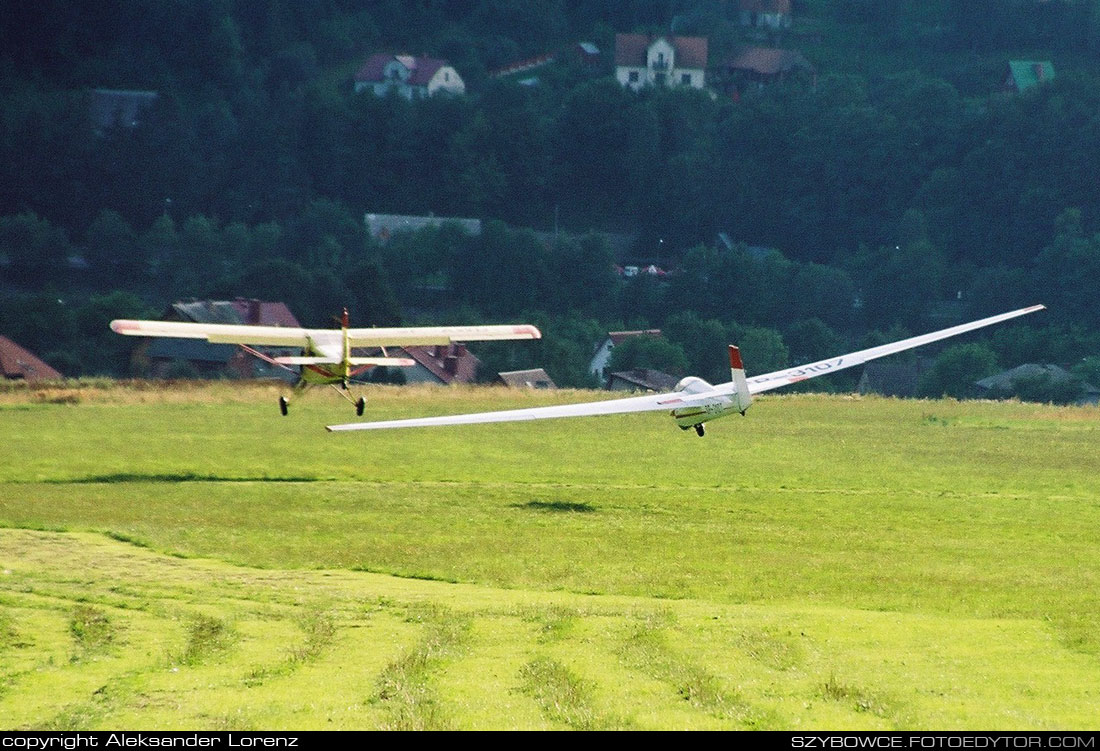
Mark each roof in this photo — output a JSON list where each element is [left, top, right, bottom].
[[740, 0, 791, 13], [168, 299, 300, 327], [608, 368, 679, 392], [399, 344, 482, 384], [614, 34, 708, 70], [355, 54, 450, 86], [0, 336, 62, 381], [976, 363, 1095, 393], [607, 329, 662, 346], [497, 369, 556, 389], [1005, 61, 1055, 91], [725, 47, 813, 76]]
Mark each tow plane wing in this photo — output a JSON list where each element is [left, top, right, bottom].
[[327, 305, 1044, 435], [111, 314, 541, 415]]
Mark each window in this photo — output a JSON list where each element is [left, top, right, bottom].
[[681, 73, 692, 86], [628, 71, 639, 83]]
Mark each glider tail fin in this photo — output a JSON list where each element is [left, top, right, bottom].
[[729, 345, 753, 415]]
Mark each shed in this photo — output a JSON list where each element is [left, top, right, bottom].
[[608, 368, 679, 393], [497, 369, 556, 390]]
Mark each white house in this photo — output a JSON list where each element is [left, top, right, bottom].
[[588, 330, 662, 381], [354, 54, 465, 99], [614, 34, 708, 92]]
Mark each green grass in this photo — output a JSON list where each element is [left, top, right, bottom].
[[0, 381, 1098, 729]]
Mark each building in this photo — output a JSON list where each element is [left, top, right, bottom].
[[138, 299, 300, 380], [588, 330, 662, 380], [976, 363, 1099, 406], [739, 0, 793, 30], [720, 47, 814, 91], [614, 34, 708, 92], [0, 336, 62, 382], [354, 54, 465, 99], [394, 343, 483, 385], [607, 368, 678, 393], [89, 89, 158, 134], [857, 360, 933, 398], [497, 369, 556, 389], [366, 213, 482, 245], [1003, 61, 1055, 93]]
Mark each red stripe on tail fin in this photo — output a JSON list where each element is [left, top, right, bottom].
[[729, 345, 744, 371]]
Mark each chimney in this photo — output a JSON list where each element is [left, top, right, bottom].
[[248, 298, 261, 324], [454, 343, 467, 357], [444, 355, 458, 375]]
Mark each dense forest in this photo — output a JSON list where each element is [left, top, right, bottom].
[[2, 0, 1099, 400]]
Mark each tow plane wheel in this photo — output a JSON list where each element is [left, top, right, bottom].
[[695, 424, 705, 437], [279, 396, 289, 416], [356, 396, 366, 416]]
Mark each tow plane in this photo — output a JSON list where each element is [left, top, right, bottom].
[[327, 305, 1044, 435], [111, 311, 541, 415]]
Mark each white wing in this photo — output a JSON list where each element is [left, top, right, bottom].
[[746, 304, 1046, 394], [326, 305, 1045, 433], [111, 319, 315, 347], [326, 388, 728, 432], [110, 320, 541, 349], [346, 324, 541, 347]]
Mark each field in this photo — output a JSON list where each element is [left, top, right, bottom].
[[0, 380, 1098, 730]]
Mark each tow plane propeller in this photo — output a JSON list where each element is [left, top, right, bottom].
[[111, 310, 541, 415], [326, 305, 1045, 435]]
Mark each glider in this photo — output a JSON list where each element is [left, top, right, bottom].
[[111, 310, 541, 415], [327, 305, 1044, 435]]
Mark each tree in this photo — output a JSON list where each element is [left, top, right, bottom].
[[917, 342, 998, 399], [0, 212, 71, 286]]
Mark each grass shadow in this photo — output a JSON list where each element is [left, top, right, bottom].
[[514, 500, 597, 513]]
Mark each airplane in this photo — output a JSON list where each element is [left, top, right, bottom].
[[326, 305, 1045, 435], [110, 310, 541, 415]]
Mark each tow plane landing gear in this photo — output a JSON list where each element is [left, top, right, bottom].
[[694, 423, 705, 437], [279, 396, 289, 416]]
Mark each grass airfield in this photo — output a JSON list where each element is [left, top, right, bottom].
[[0, 380, 1097, 730]]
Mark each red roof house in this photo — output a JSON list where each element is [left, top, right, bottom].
[[0, 336, 63, 382], [354, 54, 465, 98]]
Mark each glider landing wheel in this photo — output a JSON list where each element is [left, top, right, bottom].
[[279, 396, 289, 416], [356, 397, 366, 416], [694, 424, 705, 437]]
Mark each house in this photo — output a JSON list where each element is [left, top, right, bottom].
[[614, 34, 708, 92], [721, 47, 814, 90], [976, 363, 1099, 406], [588, 330, 662, 380], [497, 369, 556, 389], [574, 42, 601, 68], [89, 89, 158, 133], [490, 53, 556, 78], [739, 0, 793, 30], [393, 343, 483, 385], [1003, 61, 1055, 93], [366, 213, 482, 245], [138, 299, 300, 380], [857, 359, 933, 398], [607, 368, 678, 393], [354, 54, 465, 99], [0, 336, 62, 382]]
